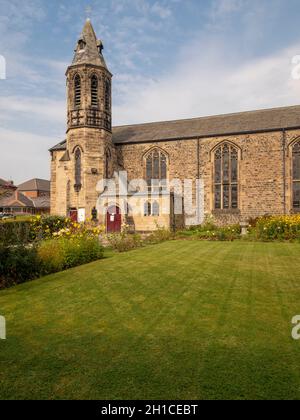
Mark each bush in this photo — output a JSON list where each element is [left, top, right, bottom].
[[0, 220, 32, 245], [37, 240, 65, 274], [176, 224, 241, 241], [38, 237, 104, 273], [0, 236, 104, 289], [145, 227, 174, 244], [31, 215, 71, 241], [0, 244, 40, 289], [255, 215, 300, 241], [0, 215, 72, 245], [107, 233, 143, 253]]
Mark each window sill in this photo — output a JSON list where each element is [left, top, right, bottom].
[[212, 209, 240, 215]]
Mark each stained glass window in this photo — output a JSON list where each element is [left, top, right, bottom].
[[145, 149, 168, 191], [214, 143, 239, 210]]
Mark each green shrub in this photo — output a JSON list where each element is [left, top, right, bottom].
[[107, 233, 143, 253], [0, 244, 40, 289], [0, 236, 104, 289], [31, 215, 71, 241], [176, 224, 241, 241], [0, 220, 32, 245], [37, 240, 65, 274], [37, 237, 104, 273], [145, 227, 174, 244]]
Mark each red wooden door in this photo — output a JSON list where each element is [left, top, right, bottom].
[[106, 206, 121, 233], [69, 209, 78, 223]]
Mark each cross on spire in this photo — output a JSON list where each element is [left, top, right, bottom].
[[85, 5, 92, 19]]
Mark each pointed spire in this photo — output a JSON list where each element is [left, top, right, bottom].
[[72, 19, 108, 69]]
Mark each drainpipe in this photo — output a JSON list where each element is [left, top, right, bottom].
[[282, 128, 287, 215]]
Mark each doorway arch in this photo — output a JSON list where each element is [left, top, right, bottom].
[[106, 205, 121, 233]]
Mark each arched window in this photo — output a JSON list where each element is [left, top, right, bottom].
[[145, 149, 168, 191], [105, 148, 111, 179], [74, 74, 81, 108], [144, 201, 151, 216], [214, 143, 239, 210], [91, 75, 98, 107], [152, 201, 160, 216], [292, 141, 300, 209], [105, 80, 111, 111], [74, 148, 82, 191]]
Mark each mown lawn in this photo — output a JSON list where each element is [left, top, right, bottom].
[[1, 241, 300, 400]]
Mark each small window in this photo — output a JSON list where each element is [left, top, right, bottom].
[[78, 40, 86, 50], [144, 201, 151, 216], [152, 201, 160, 216]]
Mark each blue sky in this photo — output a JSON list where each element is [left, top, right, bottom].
[[1, 0, 300, 183]]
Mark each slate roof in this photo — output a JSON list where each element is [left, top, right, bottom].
[[0, 192, 50, 210], [0, 178, 15, 188], [49, 104, 300, 151], [71, 19, 108, 69], [112, 105, 300, 144], [31, 196, 50, 209], [0, 191, 34, 208], [17, 179, 50, 192]]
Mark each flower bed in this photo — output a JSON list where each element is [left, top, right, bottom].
[[255, 215, 300, 241], [0, 216, 105, 289]]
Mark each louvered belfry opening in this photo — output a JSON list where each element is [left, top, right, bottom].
[[91, 75, 98, 107], [74, 75, 81, 108]]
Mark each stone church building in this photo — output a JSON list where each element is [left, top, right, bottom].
[[50, 19, 300, 232]]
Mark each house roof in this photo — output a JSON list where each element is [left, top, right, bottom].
[[31, 196, 50, 209], [49, 104, 300, 151], [0, 178, 15, 188], [0, 191, 34, 208], [17, 178, 50, 192]]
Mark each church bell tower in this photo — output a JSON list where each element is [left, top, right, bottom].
[[65, 19, 114, 221]]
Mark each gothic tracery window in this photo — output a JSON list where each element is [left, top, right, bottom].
[[74, 74, 81, 108], [74, 148, 82, 191], [292, 141, 300, 209], [145, 149, 168, 191], [91, 75, 98, 107], [214, 143, 239, 210]]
